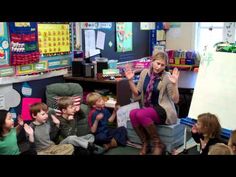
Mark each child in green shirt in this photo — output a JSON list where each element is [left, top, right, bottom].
[[0, 110, 34, 155]]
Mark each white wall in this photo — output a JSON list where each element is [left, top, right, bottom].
[[166, 22, 196, 50]]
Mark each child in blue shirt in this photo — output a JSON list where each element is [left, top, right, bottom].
[[86, 92, 127, 151]]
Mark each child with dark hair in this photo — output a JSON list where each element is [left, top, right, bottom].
[[0, 110, 34, 155]]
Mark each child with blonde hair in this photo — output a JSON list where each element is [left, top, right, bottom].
[[208, 143, 233, 155], [228, 130, 236, 155], [86, 92, 127, 151], [191, 112, 222, 155]]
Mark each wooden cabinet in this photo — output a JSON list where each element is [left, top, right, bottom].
[[63, 74, 132, 106]]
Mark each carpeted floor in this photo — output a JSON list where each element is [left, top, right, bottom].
[[104, 146, 140, 155]]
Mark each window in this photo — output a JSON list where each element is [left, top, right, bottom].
[[195, 22, 224, 55], [195, 22, 236, 55]]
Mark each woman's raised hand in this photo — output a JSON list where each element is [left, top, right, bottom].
[[124, 64, 134, 80], [169, 67, 180, 84]]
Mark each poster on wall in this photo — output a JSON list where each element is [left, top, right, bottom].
[[38, 23, 71, 56], [8, 22, 40, 66], [223, 22, 235, 43], [116, 22, 133, 52], [0, 22, 10, 66]]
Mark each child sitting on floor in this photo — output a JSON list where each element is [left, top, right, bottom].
[[56, 96, 99, 153], [29, 102, 74, 155], [86, 92, 128, 151], [0, 110, 35, 155]]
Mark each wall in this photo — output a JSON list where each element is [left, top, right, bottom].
[[12, 76, 65, 115], [0, 76, 64, 116], [81, 22, 150, 62], [166, 22, 196, 50]]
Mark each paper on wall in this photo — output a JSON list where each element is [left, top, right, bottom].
[[0, 84, 21, 110], [21, 82, 32, 96], [140, 22, 155, 30], [96, 31, 105, 50], [21, 97, 42, 121], [85, 30, 96, 58]]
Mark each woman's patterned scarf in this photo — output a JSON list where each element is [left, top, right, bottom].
[[144, 71, 162, 107]]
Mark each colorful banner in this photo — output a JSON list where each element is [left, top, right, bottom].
[[38, 23, 70, 55], [8, 22, 40, 66], [116, 22, 133, 52], [0, 22, 10, 66]]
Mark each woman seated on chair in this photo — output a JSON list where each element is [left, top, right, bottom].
[[124, 51, 180, 155]]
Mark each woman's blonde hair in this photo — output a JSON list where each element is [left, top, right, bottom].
[[198, 112, 221, 139], [152, 51, 169, 65], [86, 92, 102, 107]]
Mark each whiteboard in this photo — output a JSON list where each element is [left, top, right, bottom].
[[188, 52, 236, 130]]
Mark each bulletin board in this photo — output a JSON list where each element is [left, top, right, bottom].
[[81, 22, 150, 62]]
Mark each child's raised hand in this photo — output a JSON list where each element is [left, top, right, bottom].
[[51, 114, 60, 126], [191, 124, 198, 133], [96, 113, 104, 121], [74, 105, 81, 112], [24, 124, 34, 136], [68, 115, 74, 120], [17, 115, 24, 126]]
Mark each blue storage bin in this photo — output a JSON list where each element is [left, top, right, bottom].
[[108, 60, 118, 69]]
